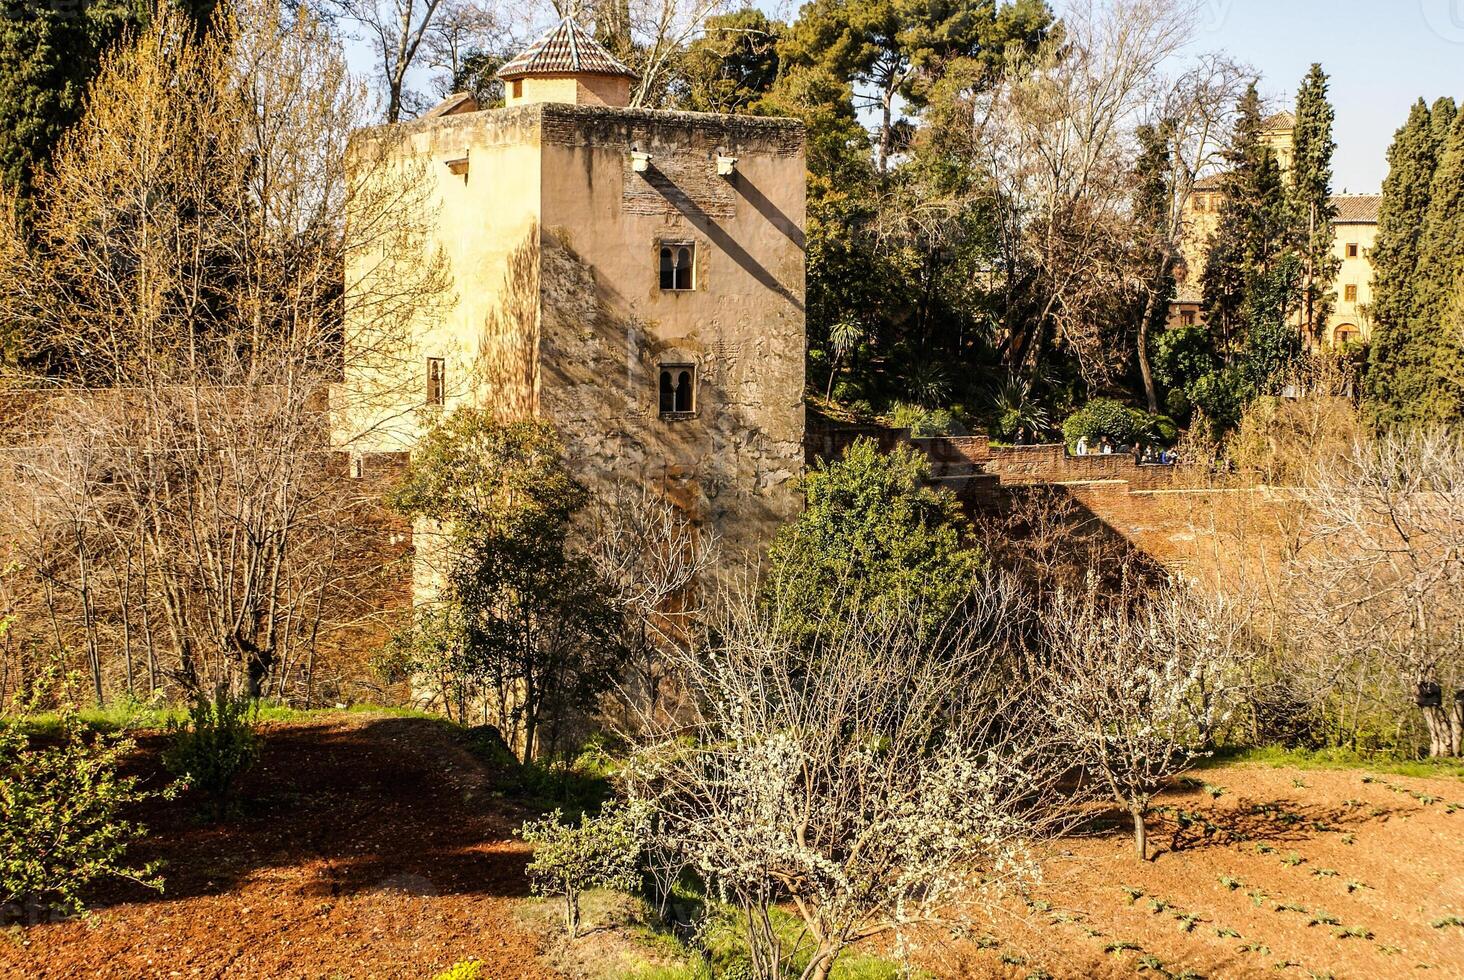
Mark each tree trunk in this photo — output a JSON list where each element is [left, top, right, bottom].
[[804, 948, 837, 980], [1138, 286, 1161, 414], [1424, 701, 1463, 757], [564, 889, 581, 939], [1131, 804, 1148, 861]]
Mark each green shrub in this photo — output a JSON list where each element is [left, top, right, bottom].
[[519, 800, 646, 938], [889, 402, 955, 437], [1062, 398, 1147, 449], [163, 686, 260, 821], [1153, 325, 1220, 393], [1148, 414, 1179, 443], [1189, 368, 1252, 436], [1, 678, 164, 921]]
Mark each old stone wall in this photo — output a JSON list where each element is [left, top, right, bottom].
[[805, 420, 1296, 592], [536, 104, 806, 560]]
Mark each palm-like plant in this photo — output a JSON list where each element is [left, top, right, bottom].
[[906, 359, 952, 408], [990, 372, 1051, 439], [825, 317, 864, 400]]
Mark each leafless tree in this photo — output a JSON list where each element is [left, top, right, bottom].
[[0, 0, 446, 702], [960, 0, 1200, 382], [624, 578, 1070, 980], [581, 480, 718, 728], [324, 0, 447, 121], [1033, 579, 1250, 860], [1288, 429, 1464, 757], [422, 0, 515, 99]]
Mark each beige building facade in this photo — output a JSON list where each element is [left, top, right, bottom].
[[1169, 112, 1380, 347], [341, 18, 807, 564]]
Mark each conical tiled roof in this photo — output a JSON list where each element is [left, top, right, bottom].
[[497, 17, 636, 80]]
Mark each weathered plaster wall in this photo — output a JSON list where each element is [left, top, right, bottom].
[[508, 74, 631, 108], [341, 108, 545, 454], [535, 104, 807, 558]]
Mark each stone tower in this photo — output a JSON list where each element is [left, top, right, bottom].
[[343, 17, 807, 561]]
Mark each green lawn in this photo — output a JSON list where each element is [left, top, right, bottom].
[[1202, 744, 1464, 780]]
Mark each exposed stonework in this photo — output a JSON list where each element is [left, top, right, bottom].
[[343, 98, 807, 569]]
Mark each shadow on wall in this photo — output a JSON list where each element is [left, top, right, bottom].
[[473, 223, 541, 418], [534, 229, 796, 552], [641, 162, 804, 313]]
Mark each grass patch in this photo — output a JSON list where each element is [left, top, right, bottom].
[[15, 701, 437, 737], [612, 887, 920, 980], [1202, 746, 1464, 780]]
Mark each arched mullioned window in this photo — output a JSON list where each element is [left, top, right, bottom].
[[659, 242, 694, 290], [659, 364, 695, 415]]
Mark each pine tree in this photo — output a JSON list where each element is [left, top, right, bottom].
[[1289, 63, 1340, 343]]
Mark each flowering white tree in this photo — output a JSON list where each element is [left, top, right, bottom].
[[1034, 580, 1249, 860], [624, 579, 1068, 980]]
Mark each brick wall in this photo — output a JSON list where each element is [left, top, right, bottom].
[[804, 419, 1295, 586]]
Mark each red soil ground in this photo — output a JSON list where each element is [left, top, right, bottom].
[[918, 764, 1464, 979], [4, 716, 1461, 979], [0, 714, 556, 980]]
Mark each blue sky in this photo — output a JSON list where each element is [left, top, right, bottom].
[[357, 0, 1463, 192], [1180, 0, 1464, 191]]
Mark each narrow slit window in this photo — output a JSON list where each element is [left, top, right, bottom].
[[426, 356, 445, 406], [659, 242, 694, 291], [659, 365, 695, 416]]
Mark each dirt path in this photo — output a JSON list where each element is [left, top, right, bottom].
[[0, 714, 559, 980]]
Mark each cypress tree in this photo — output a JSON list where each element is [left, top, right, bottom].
[[1202, 83, 1292, 361], [1409, 110, 1464, 424], [1365, 99, 1442, 423], [1289, 64, 1340, 342]]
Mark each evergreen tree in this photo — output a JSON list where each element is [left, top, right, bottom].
[[1368, 97, 1464, 428], [0, 1, 214, 203], [1365, 99, 1443, 422], [1409, 109, 1464, 424], [1289, 63, 1340, 343], [1132, 120, 1176, 412], [1201, 83, 1292, 360]]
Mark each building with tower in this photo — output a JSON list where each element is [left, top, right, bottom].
[[341, 17, 807, 565]]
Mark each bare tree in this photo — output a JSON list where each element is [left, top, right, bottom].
[[0, 0, 446, 701], [962, 0, 1199, 382], [581, 480, 718, 728], [1033, 579, 1249, 860], [324, 0, 447, 121], [423, 0, 514, 99], [625, 579, 1069, 980], [1289, 429, 1464, 757]]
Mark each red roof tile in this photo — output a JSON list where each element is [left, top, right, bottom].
[[497, 17, 635, 80], [1333, 194, 1381, 224]]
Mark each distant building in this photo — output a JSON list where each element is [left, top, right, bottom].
[[341, 17, 807, 571], [1169, 111, 1380, 348]]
